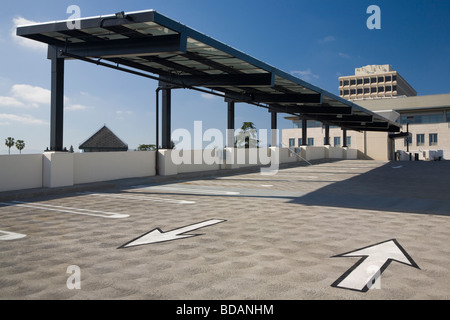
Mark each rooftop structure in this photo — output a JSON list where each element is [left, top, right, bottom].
[[79, 125, 128, 152], [339, 65, 417, 100], [16, 10, 401, 155]]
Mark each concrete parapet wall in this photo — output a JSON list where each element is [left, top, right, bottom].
[[73, 151, 156, 184], [0, 154, 43, 192], [0, 146, 357, 192]]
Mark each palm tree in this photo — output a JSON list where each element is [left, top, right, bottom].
[[235, 122, 259, 148], [5, 137, 15, 154], [137, 144, 156, 151], [15, 140, 25, 154]]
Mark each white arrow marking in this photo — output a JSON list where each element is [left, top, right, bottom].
[[331, 239, 420, 292], [392, 165, 403, 169], [0, 230, 27, 241], [119, 219, 226, 248]]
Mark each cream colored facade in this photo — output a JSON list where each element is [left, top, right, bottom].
[[282, 126, 391, 161], [339, 65, 417, 100], [282, 94, 450, 161]]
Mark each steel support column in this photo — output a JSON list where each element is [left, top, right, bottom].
[[302, 119, 308, 146], [49, 47, 65, 151], [342, 129, 348, 147], [324, 124, 330, 146], [227, 101, 235, 148], [161, 86, 172, 149], [271, 111, 278, 147]]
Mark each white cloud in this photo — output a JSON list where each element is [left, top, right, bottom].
[[318, 36, 336, 44], [0, 113, 47, 125], [291, 69, 320, 82], [338, 52, 351, 60], [0, 96, 25, 108], [65, 104, 87, 111], [200, 92, 219, 100], [11, 17, 47, 51], [0, 84, 88, 111], [11, 84, 50, 106]]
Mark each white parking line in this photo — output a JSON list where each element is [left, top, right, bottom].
[[1, 201, 129, 219], [77, 192, 195, 204], [133, 185, 240, 195], [0, 230, 26, 241]]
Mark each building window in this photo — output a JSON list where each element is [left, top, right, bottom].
[[357, 79, 363, 85], [371, 87, 377, 93], [340, 90, 343, 96], [447, 112, 450, 122], [334, 137, 341, 147], [339, 80, 343, 86], [350, 89, 356, 95], [386, 86, 392, 91], [378, 76, 384, 82], [364, 78, 370, 84], [289, 138, 295, 148], [400, 113, 445, 125], [385, 76, 392, 82], [393, 85, 397, 91], [357, 88, 363, 94], [307, 138, 314, 146], [350, 79, 356, 85], [378, 86, 384, 92], [344, 90, 349, 96], [364, 88, 370, 94], [371, 77, 377, 83], [346, 136, 351, 147], [344, 80, 349, 86], [404, 136, 412, 147], [393, 75, 397, 81], [298, 138, 302, 146], [429, 133, 438, 146], [416, 134, 425, 146]]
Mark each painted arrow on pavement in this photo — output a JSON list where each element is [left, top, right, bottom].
[[119, 219, 226, 248], [0, 230, 27, 241], [331, 239, 420, 292]]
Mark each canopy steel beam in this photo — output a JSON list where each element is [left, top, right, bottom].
[[268, 104, 352, 115], [300, 114, 374, 123], [163, 73, 273, 87], [56, 34, 186, 59]]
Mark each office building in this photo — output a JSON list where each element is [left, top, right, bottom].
[[339, 65, 417, 100]]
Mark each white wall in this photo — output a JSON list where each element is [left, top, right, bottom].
[[0, 154, 43, 192], [73, 151, 156, 184], [0, 146, 358, 192]]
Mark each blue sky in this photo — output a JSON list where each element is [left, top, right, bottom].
[[1, 0, 449, 153]]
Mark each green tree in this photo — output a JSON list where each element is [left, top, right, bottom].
[[137, 144, 156, 151], [15, 140, 25, 154], [5, 137, 15, 154], [235, 122, 259, 148]]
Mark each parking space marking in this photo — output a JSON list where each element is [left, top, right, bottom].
[[133, 185, 240, 195], [78, 191, 195, 204], [1, 201, 129, 219], [0, 230, 27, 241]]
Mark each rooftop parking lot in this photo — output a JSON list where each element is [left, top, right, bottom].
[[0, 160, 449, 300]]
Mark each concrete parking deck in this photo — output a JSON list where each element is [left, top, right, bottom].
[[0, 160, 449, 300]]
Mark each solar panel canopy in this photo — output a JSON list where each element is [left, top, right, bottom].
[[16, 9, 401, 132]]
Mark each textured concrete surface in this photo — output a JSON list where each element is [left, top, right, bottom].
[[0, 160, 449, 300]]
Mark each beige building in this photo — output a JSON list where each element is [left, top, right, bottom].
[[282, 94, 450, 161], [339, 65, 417, 100], [357, 94, 450, 160]]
